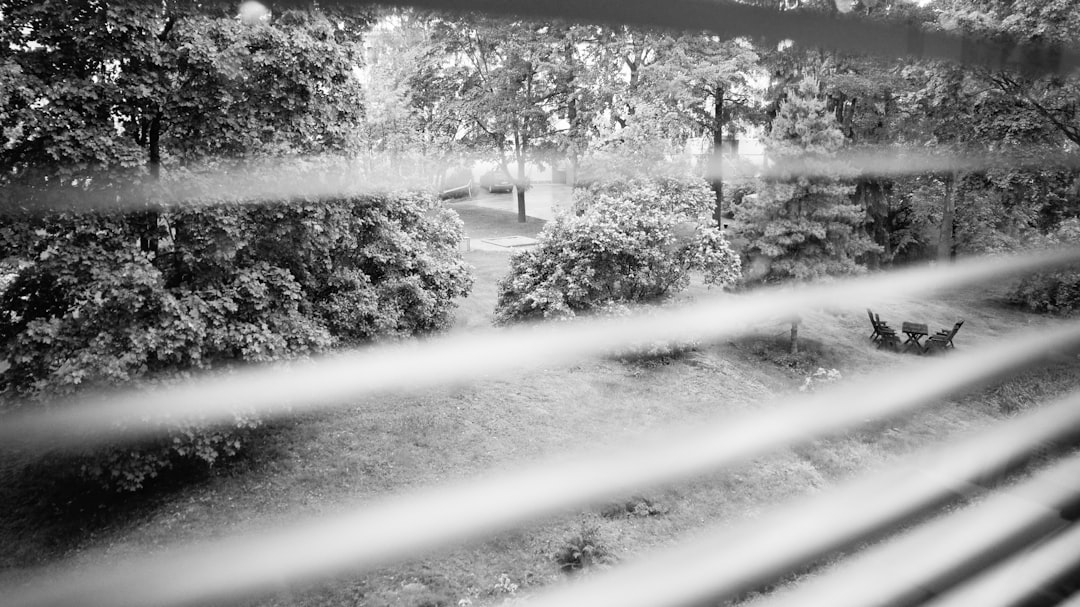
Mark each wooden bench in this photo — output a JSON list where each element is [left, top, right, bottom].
[[924, 320, 964, 353], [867, 309, 900, 351]]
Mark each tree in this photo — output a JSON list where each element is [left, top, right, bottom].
[[650, 34, 761, 224], [545, 23, 608, 187], [577, 26, 689, 179], [898, 53, 1079, 260], [1, 1, 369, 177], [362, 9, 467, 187], [417, 15, 569, 222], [923, 0, 1080, 254], [936, 0, 1080, 149], [816, 52, 909, 267], [1, 1, 370, 250], [734, 75, 879, 352]]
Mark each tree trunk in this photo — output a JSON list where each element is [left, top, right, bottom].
[[140, 112, 162, 254], [859, 182, 877, 270], [566, 88, 579, 188], [516, 154, 527, 223], [860, 179, 890, 270], [939, 171, 956, 263], [565, 40, 578, 189], [711, 86, 725, 228], [148, 112, 161, 180], [625, 55, 639, 117]]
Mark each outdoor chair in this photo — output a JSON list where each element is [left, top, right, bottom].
[[925, 320, 964, 353], [867, 309, 900, 351]]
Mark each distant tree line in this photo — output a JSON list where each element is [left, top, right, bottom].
[[367, 0, 1080, 266]]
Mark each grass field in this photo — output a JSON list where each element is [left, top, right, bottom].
[[2, 204, 1079, 607], [450, 202, 547, 241]]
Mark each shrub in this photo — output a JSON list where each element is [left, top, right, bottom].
[[1012, 269, 1080, 315], [599, 494, 668, 519], [493, 176, 741, 325], [1009, 219, 1080, 315], [553, 523, 615, 574], [0, 192, 472, 490]]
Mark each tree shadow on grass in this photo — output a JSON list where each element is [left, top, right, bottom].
[[0, 417, 303, 569], [451, 204, 546, 240], [732, 333, 846, 377], [0, 449, 217, 567]]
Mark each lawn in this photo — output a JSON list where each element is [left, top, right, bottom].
[[2, 205, 1079, 607], [453, 250, 514, 331], [448, 202, 547, 241]]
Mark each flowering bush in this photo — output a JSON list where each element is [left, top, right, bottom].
[[494, 176, 741, 325], [799, 367, 842, 393]]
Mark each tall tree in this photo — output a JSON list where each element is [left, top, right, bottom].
[[819, 53, 911, 266], [936, 0, 1080, 150], [419, 15, 568, 222], [651, 35, 761, 225], [1, 0, 368, 249], [571, 26, 689, 180], [734, 75, 878, 352], [931, 0, 1080, 244], [364, 8, 484, 188], [899, 62, 981, 261]]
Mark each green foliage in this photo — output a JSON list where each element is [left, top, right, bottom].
[[0, 193, 472, 490], [0, 1, 375, 256], [1011, 271, 1080, 316], [414, 15, 571, 214], [0, 1, 396, 492], [1009, 220, 1080, 315], [493, 176, 740, 324], [735, 77, 879, 282], [952, 169, 1080, 255], [160, 11, 367, 161]]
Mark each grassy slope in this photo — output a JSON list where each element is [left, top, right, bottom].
[[2, 208, 1079, 607]]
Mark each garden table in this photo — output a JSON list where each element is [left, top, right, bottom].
[[901, 322, 928, 353]]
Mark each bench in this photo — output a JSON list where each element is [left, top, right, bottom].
[[924, 320, 964, 353]]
